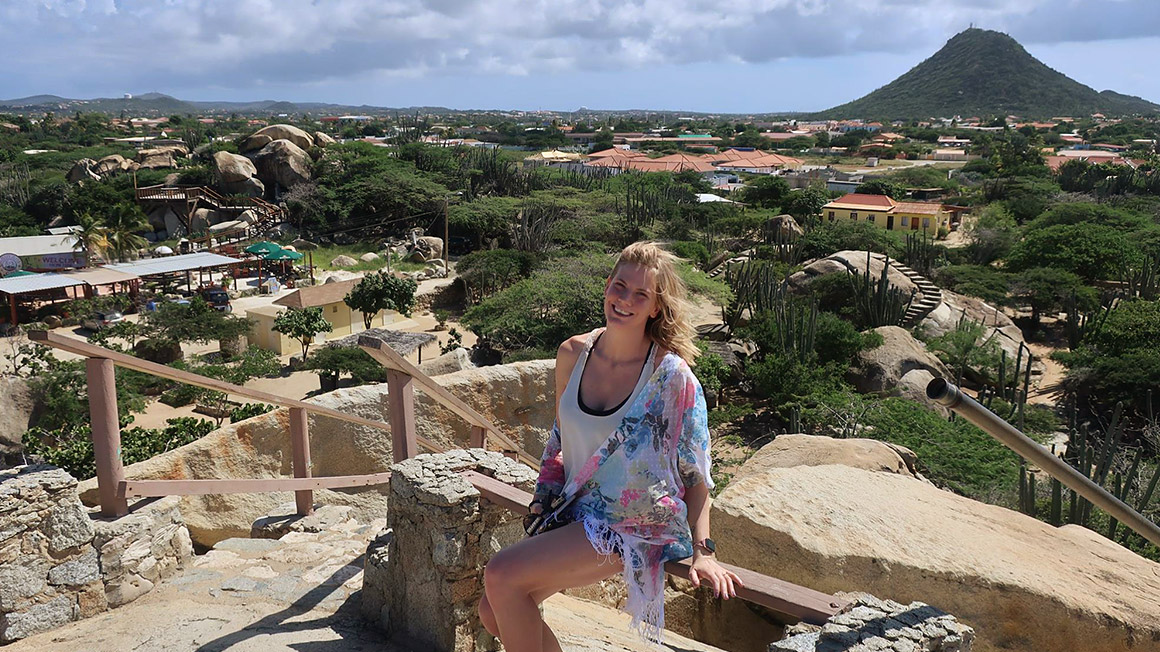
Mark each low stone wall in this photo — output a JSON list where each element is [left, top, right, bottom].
[[0, 465, 192, 642], [362, 449, 537, 652], [770, 593, 974, 652]]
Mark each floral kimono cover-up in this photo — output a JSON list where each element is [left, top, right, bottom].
[[533, 336, 713, 644]]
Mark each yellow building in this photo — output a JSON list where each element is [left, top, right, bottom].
[[246, 278, 416, 355], [821, 193, 952, 236]]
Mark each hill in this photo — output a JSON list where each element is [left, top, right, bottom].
[[818, 28, 1160, 119]]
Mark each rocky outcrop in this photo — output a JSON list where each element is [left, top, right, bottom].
[[313, 131, 336, 147], [712, 446, 1160, 652], [329, 254, 357, 268], [358, 252, 379, 263], [212, 150, 264, 197], [789, 250, 919, 297], [134, 144, 189, 170], [767, 214, 804, 241], [741, 435, 922, 479], [252, 139, 311, 190], [77, 360, 555, 547], [920, 290, 1039, 376], [66, 159, 100, 184], [240, 124, 315, 153], [0, 377, 40, 456], [418, 347, 476, 377], [92, 155, 137, 177], [848, 326, 952, 416]]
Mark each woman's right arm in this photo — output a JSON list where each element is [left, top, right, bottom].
[[531, 337, 583, 510]]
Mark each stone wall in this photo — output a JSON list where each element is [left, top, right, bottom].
[[770, 593, 974, 652], [362, 449, 537, 652], [0, 465, 192, 642]]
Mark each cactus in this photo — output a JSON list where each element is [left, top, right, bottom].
[[1122, 253, 1160, 301], [903, 231, 942, 277], [977, 342, 1034, 430], [847, 252, 915, 329], [1064, 291, 1116, 350]]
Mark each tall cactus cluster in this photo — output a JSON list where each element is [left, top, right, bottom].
[[903, 231, 942, 277], [977, 342, 1034, 431], [1122, 253, 1160, 301], [616, 176, 690, 244], [724, 259, 789, 332], [848, 252, 915, 329], [1018, 396, 1160, 556], [1063, 291, 1116, 350], [761, 221, 804, 266]]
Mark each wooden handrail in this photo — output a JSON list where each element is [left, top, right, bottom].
[[28, 330, 443, 454], [360, 335, 541, 469], [461, 471, 849, 625], [123, 472, 393, 497]]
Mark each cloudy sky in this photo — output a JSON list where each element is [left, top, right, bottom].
[[2, 0, 1158, 113]]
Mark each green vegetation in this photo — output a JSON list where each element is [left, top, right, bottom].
[[273, 307, 333, 359], [343, 271, 418, 329]]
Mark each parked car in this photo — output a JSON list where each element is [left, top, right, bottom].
[[199, 288, 232, 313], [82, 311, 124, 332]]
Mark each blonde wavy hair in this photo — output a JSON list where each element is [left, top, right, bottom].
[[611, 241, 700, 365]]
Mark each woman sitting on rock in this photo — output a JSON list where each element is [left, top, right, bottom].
[[479, 241, 741, 650]]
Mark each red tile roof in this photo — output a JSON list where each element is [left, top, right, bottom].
[[825, 193, 896, 209]]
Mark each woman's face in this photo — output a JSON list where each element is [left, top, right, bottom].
[[604, 262, 660, 332]]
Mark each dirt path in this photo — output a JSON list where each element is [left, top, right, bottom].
[[1024, 341, 1066, 406]]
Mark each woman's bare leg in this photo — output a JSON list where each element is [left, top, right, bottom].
[[483, 521, 623, 652]]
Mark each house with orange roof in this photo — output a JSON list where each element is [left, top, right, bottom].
[[822, 193, 951, 236]]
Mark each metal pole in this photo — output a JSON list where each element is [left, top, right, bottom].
[[87, 357, 128, 516], [926, 378, 1160, 549], [443, 197, 449, 270]]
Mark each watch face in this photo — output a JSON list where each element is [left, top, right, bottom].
[[705, 538, 716, 553]]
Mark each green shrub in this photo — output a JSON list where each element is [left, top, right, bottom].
[[668, 240, 710, 268], [23, 417, 216, 481], [798, 219, 903, 260], [934, 265, 1011, 306]]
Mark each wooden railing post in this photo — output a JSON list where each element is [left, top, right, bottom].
[[289, 407, 313, 516], [86, 357, 128, 517], [386, 369, 418, 463], [470, 425, 487, 450]]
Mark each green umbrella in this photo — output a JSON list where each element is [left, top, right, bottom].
[[245, 241, 282, 255], [264, 249, 304, 261]]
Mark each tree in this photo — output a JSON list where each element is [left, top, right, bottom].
[[855, 179, 905, 199], [963, 203, 1018, 264], [68, 212, 109, 263], [102, 203, 150, 262], [344, 271, 418, 330], [1007, 223, 1139, 282], [273, 307, 333, 359], [742, 176, 790, 209], [783, 187, 830, 223], [1010, 268, 1097, 329]]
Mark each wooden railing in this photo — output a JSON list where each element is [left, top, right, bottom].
[[28, 329, 849, 627], [135, 184, 284, 235], [462, 470, 849, 625]]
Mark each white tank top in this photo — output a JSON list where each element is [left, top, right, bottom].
[[558, 329, 657, 485]]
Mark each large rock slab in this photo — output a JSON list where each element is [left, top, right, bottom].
[[742, 435, 921, 479], [712, 464, 1160, 652], [253, 139, 311, 190], [78, 360, 555, 547], [212, 150, 258, 184]]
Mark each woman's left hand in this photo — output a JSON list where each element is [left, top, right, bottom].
[[688, 554, 743, 599]]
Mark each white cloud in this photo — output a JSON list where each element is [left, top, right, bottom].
[[1, 0, 1157, 104]]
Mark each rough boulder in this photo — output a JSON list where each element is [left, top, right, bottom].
[[212, 150, 264, 198], [329, 255, 357, 268], [241, 124, 314, 152], [252, 139, 311, 190], [313, 131, 336, 146], [848, 325, 952, 416], [0, 377, 40, 456], [788, 250, 919, 296], [921, 289, 1040, 375], [135, 145, 188, 170], [712, 438, 1160, 652], [92, 154, 137, 176]]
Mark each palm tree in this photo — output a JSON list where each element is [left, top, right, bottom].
[[69, 212, 109, 264], [102, 203, 151, 262]]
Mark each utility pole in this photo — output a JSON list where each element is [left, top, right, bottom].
[[443, 197, 450, 270]]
